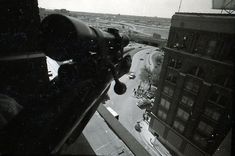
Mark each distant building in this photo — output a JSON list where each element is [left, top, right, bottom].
[[148, 13, 234, 156]]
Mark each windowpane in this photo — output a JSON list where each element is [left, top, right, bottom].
[[162, 113, 167, 120], [204, 107, 221, 121], [209, 91, 219, 102], [185, 79, 200, 93], [198, 121, 214, 136], [205, 126, 213, 135], [185, 81, 193, 90], [158, 110, 167, 120], [179, 125, 185, 132], [198, 121, 206, 131], [183, 113, 189, 120], [165, 101, 170, 109], [173, 120, 185, 133], [212, 112, 220, 121], [160, 98, 165, 106], [166, 72, 177, 84], [169, 89, 174, 96], [194, 134, 200, 141], [163, 86, 174, 97], [181, 96, 187, 103], [168, 58, 182, 69], [175, 61, 182, 69], [158, 110, 163, 117], [160, 98, 171, 110], [207, 40, 217, 57], [181, 96, 194, 107], [204, 108, 213, 116], [193, 84, 199, 92], [217, 95, 227, 106], [177, 108, 189, 121], [177, 108, 183, 116], [173, 121, 179, 128], [188, 98, 194, 107], [194, 133, 208, 147], [163, 86, 169, 94]]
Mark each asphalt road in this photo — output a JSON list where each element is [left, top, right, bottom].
[[82, 46, 162, 156]]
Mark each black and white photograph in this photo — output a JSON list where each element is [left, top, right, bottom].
[[0, 0, 234, 155]]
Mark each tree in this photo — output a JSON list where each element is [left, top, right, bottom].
[[155, 55, 163, 64], [139, 66, 152, 84], [139, 65, 161, 88]]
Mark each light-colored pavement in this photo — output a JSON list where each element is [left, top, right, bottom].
[[138, 120, 172, 156], [105, 46, 170, 156]]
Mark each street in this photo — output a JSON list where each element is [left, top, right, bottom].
[[82, 45, 166, 156]]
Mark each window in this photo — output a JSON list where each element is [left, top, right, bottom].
[[173, 120, 185, 133], [215, 75, 233, 89], [188, 66, 205, 79], [163, 86, 174, 97], [158, 110, 167, 120], [198, 121, 214, 136], [168, 58, 182, 69], [160, 98, 170, 110], [176, 108, 190, 121], [184, 80, 200, 93], [206, 40, 217, 57], [217, 95, 228, 106], [193, 34, 208, 55], [166, 72, 177, 84], [181, 95, 194, 107], [204, 107, 221, 121], [225, 76, 233, 89], [208, 90, 219, 102], [193, 133, 208, 147], [208, 90, 228, 106]]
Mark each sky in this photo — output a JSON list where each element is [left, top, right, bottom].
[[38, 0, 221, 18]]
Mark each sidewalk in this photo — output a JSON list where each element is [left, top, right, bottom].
[[139, 120, 172, 156]]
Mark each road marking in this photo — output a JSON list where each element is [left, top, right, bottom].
[[95, 142, 110, 152]]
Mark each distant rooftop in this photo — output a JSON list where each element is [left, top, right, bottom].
[[175, 12, 235, 17], [171, 12, 235, 34]]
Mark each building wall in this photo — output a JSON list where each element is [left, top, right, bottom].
[[149, 13, 234, 156]]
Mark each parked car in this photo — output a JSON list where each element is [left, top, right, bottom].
[[137, 99, 152, 109], [134, 122, 142, 132], [129, 72, 136, 79]]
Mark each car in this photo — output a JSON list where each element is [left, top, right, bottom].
[[137, 99, 152, 109], [134, 122, 142, 132], [146, 92, 154, 99], [129, 72, 136, 79], [146, 52, 150, 54], [140, 58, 144, 61], [155, 48, 160, 51]]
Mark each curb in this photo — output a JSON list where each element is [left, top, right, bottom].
[[138, 121, 163, 156]]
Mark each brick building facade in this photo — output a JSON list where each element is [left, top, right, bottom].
[[149, 13, 234, 156]]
